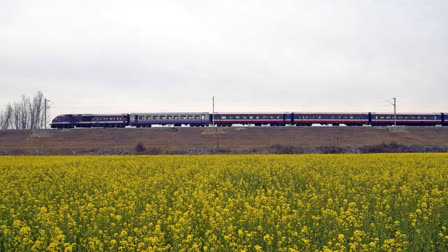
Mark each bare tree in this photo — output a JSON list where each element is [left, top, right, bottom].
[[13, 102, 21, 129], [33, 91, 44, 129], [1, 104, 13, 130], [20, 95, 30, 130], [0, 109, 3, 130], [1, 91, 49, 130]]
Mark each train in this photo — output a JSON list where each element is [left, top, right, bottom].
[[50, 112, 448, 128]]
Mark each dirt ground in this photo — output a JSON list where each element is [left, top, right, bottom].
[[1, 126, 448, 155]]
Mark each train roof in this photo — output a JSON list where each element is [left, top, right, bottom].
[[213, 112, 290, 114], [294, 112, 369, 114], [370, 112, 441, 115], [56, 113, 127, 116], [130, 112, 209, 115]]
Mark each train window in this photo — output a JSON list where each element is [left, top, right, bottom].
[[174, 116, 179, 120], [235, 116, 240, 119], [202, 115, 205, 119], [167, 116, 172, 120], [160, 116, 166, 120], [188, 115, 193, 119], [249, 116, 253, 119], [222, 116, 227, 119], [242, 116, 247, 119], [195, 115, 200, 119]]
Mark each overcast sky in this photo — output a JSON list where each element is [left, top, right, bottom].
[[1, 0, 447, 117]]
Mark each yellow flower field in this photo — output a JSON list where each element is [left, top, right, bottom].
[[0, 154, 447, 251]]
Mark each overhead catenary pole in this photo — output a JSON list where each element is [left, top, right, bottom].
[[44, 98, 47, 129], [393, 97, 397, 127], [212, 96, 215, 127], [44, 98, 51, 129]]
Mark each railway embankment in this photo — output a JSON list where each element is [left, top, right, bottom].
[[0, 127, 447, 155]]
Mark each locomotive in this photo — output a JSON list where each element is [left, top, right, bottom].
[[50, 112, 448, 128]]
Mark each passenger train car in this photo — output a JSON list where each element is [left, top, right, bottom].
[[212, 113, 290, 127], [129, 113, 210, 127], [293, 113, 369, 126], [50, 114, 128, 128], [50, 111, 448, 128], [370, 113, 442, 126]]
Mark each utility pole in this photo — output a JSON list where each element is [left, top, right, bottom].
[[212, 96, 215, 127], [44, 99, 47, 129], [393, 97, 397, 127], [44, 99, 50, 129]]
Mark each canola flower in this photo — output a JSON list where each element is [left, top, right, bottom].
[[0, 154, 447, 251]]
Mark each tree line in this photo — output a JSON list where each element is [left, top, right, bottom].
[[0, 91, 50, 130]]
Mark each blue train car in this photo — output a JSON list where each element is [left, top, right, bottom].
[[129, 112, 210, 127], [293, 112, 369, 126], [370, 113, 441, 126], [213, 113, 291, 126], [90, 114, 128, 128], [50, 114, 128, 128]]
